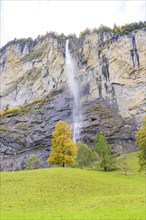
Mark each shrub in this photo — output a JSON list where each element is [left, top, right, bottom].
[[26, 155, 42, 170], [75, 141, 98, 168], [0, 108, 22, 116], [0, 105, 31, 117]]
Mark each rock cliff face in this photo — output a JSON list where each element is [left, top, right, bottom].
[[0, 29, 145, 171]]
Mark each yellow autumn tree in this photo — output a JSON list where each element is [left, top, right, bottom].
[[48, 120, 77, 167]]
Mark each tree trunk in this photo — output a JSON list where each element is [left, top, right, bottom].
[[63, 162, 65, 167], [104, 167, 107, 171]]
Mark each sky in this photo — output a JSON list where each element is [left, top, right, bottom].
[[0, 0, 146, 47]]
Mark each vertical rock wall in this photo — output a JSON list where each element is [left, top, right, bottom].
[[0, 29, 145, 171]]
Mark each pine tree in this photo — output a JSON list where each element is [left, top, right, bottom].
[[48, 120, 77, 167], [94, 131, 116, 171]]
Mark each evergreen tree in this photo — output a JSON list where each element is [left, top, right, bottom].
[[94, 131, 116, 171], [48, 120, 77, 167]]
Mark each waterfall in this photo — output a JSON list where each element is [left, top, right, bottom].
[[65, 39, 82, 143]]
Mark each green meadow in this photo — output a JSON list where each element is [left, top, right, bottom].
[[1, 152, 145, 220]]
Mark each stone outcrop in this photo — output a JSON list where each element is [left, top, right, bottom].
[[0, 28, 145, 171]]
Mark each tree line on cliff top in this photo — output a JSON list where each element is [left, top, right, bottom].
[[1, 21, 146, 54]]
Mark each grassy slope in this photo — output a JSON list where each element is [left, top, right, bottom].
[[0, 152, 145, 220]]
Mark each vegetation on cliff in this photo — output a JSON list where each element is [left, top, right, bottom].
[[113, 21, 146, 34], [79, 21, 146, 38], [0, 21, 145, 54], [0, 107, 27, 116], [0, 92, 58, 117]]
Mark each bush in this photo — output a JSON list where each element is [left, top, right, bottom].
[[26, 155, 42, 170], [0, 108, 23, 116], [0, 105, 31, 117], [75, 141, 98, 168]]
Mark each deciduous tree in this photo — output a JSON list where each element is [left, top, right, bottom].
[[76, 142, 98, 168], [136, 118, 146, 171], [48, 120, 77, 167]]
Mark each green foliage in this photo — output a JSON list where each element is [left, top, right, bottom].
[[42, 31, 76, 41], [0, 124, 9, 134], [47, 31, 58, 39], [79, 25, 112, 38], [0, 105, 32, 117], [0, 96, 47, 117], [117, 146, 129, 175], [22, 49, 43, 62], [26, 155, 42, 170], [79, 28, 91, 38], [99, 154, 116, 171], [0, 37, 34, 54], [136, 117, 146, 171], [56, 33, 66, 41], [113, 21, 146, 34], [75, 141, 98, 168], [27, 97, 47, 108], [20, 42, 49, 62], [113, 23, 121, 33], [66, 33, 77, 39], [1, 21, 145, 56], [93, 25, 112, 34], [1, 153, 145, 220], [48, 120, 77, 167], [0, 107, 24, 116], [94, 131, 116, 171]]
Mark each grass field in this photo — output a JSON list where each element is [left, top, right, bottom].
[[0, 152, 145, 220]]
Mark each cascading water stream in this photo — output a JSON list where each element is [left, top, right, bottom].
[[65, 39, 82, 143]]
